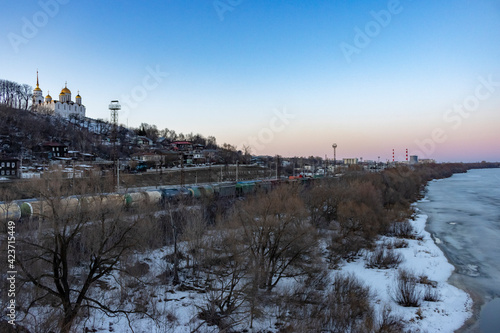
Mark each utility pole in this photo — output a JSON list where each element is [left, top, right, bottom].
[[179, 153, 184, 186], [72, 159, 75, 194], [19, 148, 23, 179], [325, 154, 328, 177], [276, 155, 281, 180], [332, 143, 337, 176], [208, 154, 212, 184], [236, 160, 239, 182]]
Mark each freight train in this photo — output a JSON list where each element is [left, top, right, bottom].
[[0, 178, 314, 222]]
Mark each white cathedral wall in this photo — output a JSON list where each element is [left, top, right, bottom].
[[52, 103, 86, 118]]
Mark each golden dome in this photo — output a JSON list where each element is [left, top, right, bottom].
[[59, 92, 65, 96], [61, 82, 71, 94], [76, 95, 81, 99], [45, 94, 52, 99]]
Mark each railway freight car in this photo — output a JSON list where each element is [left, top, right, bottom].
[[2, 177, 304, 222], [0, 202, 21, 222], [213, 183, 236, 198]]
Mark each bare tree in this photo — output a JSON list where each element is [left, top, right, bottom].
[[329, 179, 386, 260], [302, 178, 346, 227], [15, 172, 145, 332], [160, 128, 177, 141], [21, 84, 33, 110], [241, 145, 252, 164], [135, 123, 159, 141], [233, 184, 318, 291], [206, 135, 217, 149], [219, 143, 238, 165], [181, 208, 207, 277], [197, 224, 249, 330]]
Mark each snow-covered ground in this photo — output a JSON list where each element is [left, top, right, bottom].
[[10, 199, 471, 332], [69, 209, 471, 333], [342, 210, 472, 332]]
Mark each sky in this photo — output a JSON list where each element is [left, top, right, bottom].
[[1, 0, 499, 162]]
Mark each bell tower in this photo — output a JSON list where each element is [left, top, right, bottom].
[[32, 71, 44, 105]]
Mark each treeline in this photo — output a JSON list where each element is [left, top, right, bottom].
[[133, 122, 218, 149], [298, 163, 471, 262], [0, 78, 32, 110]]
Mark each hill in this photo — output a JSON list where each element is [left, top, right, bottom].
[[0, 105, 136, 160]]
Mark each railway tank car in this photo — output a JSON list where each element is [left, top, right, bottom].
[[0, 202, 21, 222], [185, 185, 215, 199], [145, 190, 162, 205], [124, 192, 150, 208], [160, 188, 190, 203], [2, 176, 310, 222], [124, 190, 163, 208]]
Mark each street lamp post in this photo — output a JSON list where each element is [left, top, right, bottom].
[[332, 143, 337, 175]]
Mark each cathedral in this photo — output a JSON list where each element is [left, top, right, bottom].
[[32, 71, 86, 118]]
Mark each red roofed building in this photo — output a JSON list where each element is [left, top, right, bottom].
[[171, 141, 193, 151]]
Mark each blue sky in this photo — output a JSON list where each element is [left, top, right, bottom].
[[1, 0, 499, 162]]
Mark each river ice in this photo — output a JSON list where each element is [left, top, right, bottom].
[[418, 168, 500, 332]]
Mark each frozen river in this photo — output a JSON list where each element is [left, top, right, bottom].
[[417, 168, 500, 332]]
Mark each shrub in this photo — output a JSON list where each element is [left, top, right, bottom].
[[324, 273, 374, 331], [423, 285, 440, 302], [383, 239, 408, 249], [392, 239, 409, 249], [375, 305, 405, 333], [282, 273, 374, 332], [418, 274, 437, 288], [393, 269, 421, 307], [366, 247, 403, 269], [388, 220, 416, 239]]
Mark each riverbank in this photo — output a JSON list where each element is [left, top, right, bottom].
[[76, 210, 474, 333], [450, 274, 483, 332], [342, 210, 472, 332]]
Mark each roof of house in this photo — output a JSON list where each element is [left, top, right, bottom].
[[42, 142, 67, 147]]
